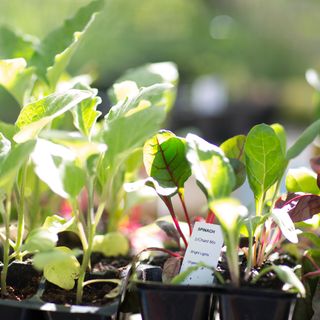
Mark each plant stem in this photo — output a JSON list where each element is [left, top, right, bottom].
[[245, 221, 253, 281], [206, 209, 215, 224], [1, 192, 11, 296], [178, 191, 192, 236], [15, 164, 27, 261], [161, 196, 188, 248]]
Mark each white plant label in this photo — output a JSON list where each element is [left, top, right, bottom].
[[180, 222, 224, 285]]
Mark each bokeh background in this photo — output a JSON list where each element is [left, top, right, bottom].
[[0, 0, 319, 144]]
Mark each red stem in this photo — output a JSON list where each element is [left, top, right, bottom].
[[206, 209, 215, 224], [283, 194, 313, 207], [161, 196, 188, 248], [178, 192, 192, 236], [303, 269, 320, 280]]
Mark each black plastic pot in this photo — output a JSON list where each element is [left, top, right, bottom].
[[0, 261, 125, 320], [217, 286, 297, 320], [134, 265, 215, 320]]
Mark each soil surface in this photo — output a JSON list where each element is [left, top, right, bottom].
[[41, 254, 132, 306], [1, 261, 42, 301]]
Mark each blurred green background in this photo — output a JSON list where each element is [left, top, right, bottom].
[[0, 0, 319, 142]]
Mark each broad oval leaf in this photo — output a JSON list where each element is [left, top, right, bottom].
[[42, 247, 80, 290], [62, 163, 86, 199], [186, 133, 235, 200], [220, 135, 246, 189], [43, 215, 75, 234], [271, 123, 287, 154], [14, 89, 92, 142], [245, 124, 285, 201], [143, 130, 191, 197], [286, 168, 319, 194], [92, 232, 129, 257]]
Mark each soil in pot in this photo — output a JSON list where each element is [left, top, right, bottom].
[[1, 261, 42, 300]]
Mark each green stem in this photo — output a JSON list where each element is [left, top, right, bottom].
[[15, 164, 28, 261], [245, 221, 254, 281], [251, 266, 273, 284], [1, 192, 12, 296]]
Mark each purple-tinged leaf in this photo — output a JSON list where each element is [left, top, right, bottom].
[[275, 193, 320, 223], [156, 220, 180, 246], [162, 256, 182, 283]]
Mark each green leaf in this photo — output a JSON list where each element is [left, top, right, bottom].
[[220, 135, 246, 162], [286, 168, 319, 194], [32, 139, 86, 199], [43, 215, 75, 233], [271, 123, 287, 154], [71, 83, 102, 137], [99, 85, 168, 186], [287, 119, 320, 160], [143, 130, 191, 197], [299, 232, 320, 247], [0, 58, 34, 106], [0, 140, 36, 189], [220, 135, 246, 189], [14, 89, 92, 142], [0, 26, 37, 61], [62, 163, 86, 199], [0, 133, 11, 166], [209, 198, 248, 231], [29, 0, 104, 87], [186, 133, 235, 200], [109, 62, 178, 112], [22, 228, 58, 252], [245, 124, 285, 201], [34, 246, 80, 290], [92, 232, 129, 256], [0, 121, 18, 142]]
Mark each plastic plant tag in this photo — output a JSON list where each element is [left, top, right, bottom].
[[180, 221, 224, 285]]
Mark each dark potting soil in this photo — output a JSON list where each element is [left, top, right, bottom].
[[217, 252, 297, 290], [1, 261, 42, 301], [41, 254, 132, 306], [41, 279, 118, 306]]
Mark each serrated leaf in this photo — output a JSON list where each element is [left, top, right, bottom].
[[143, 130, 191, 197], [0, 139, 36, 189], [186, 133, 235, 200], [22, 228, 58, 252], [0, 58, 34, 106], [286, 168, 319, 194], [245, 124, 285, 201], [287, 119, 320, 160], [14, 89, 92, 142], [29, 0, 104, 87], [71, 83, 102, 137]]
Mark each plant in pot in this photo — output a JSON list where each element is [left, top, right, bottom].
[[130, 119, 320, 320], [189, 120, 320, 320], [0, 1, 179, 319]]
